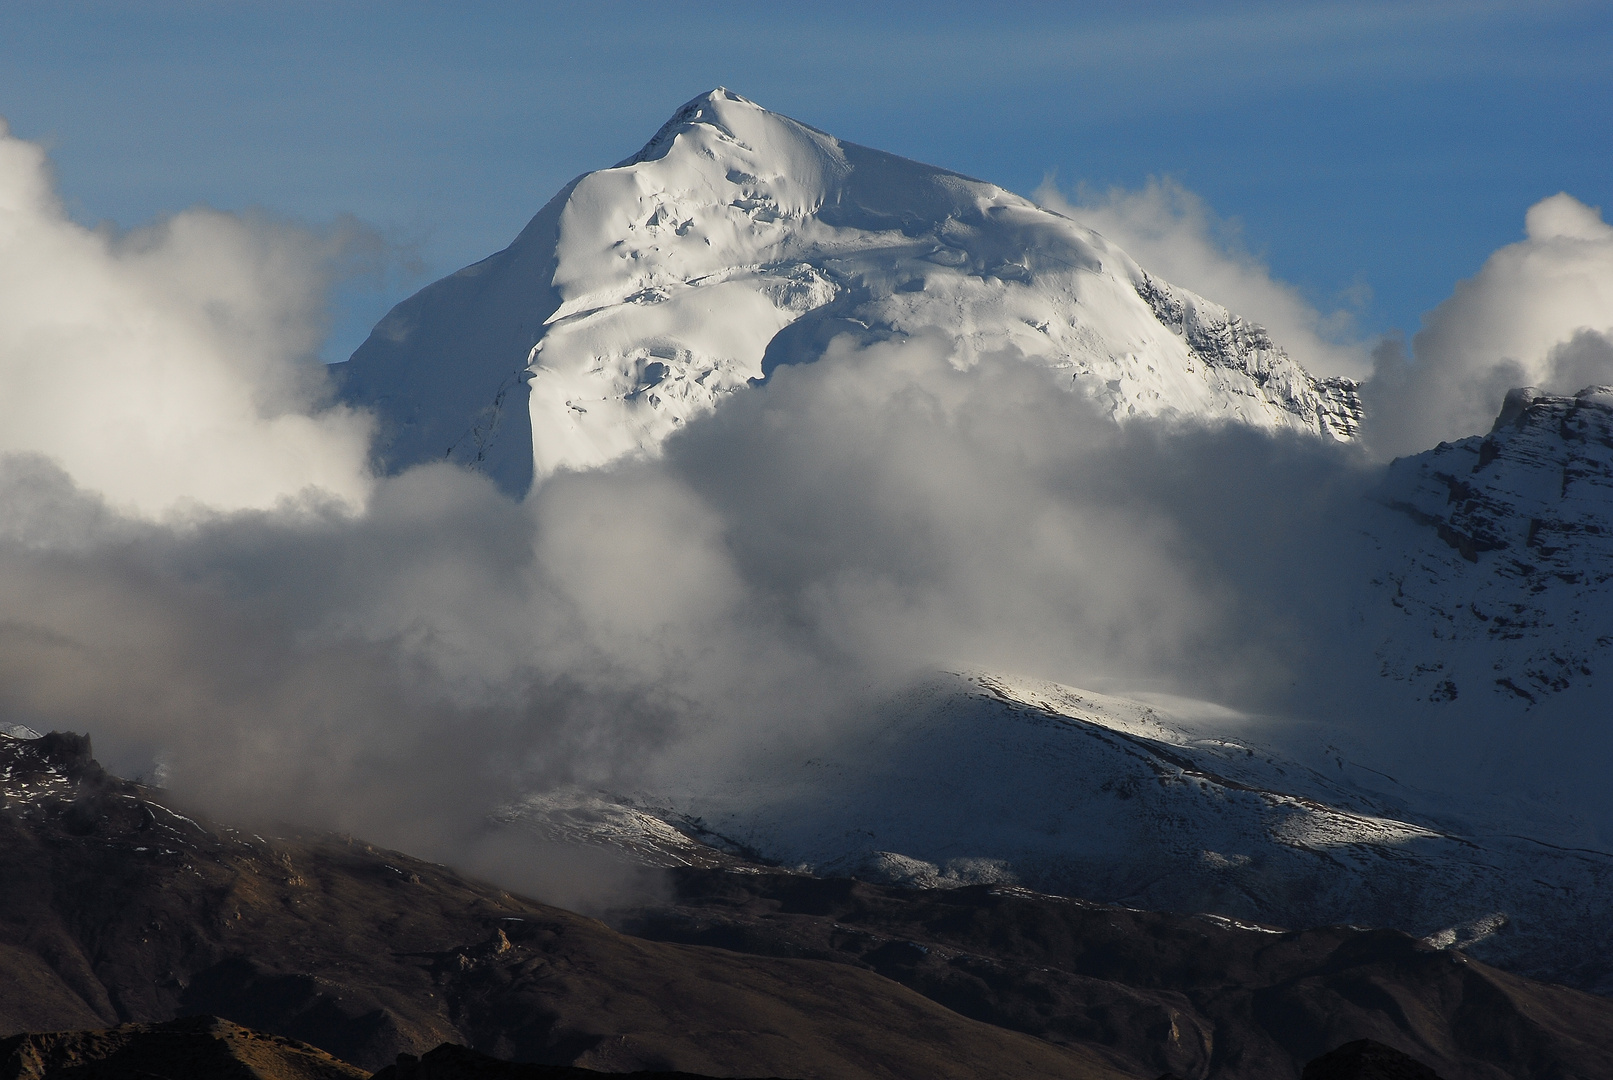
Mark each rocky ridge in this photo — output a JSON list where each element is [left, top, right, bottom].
[[1366, 385, 1613, 706]]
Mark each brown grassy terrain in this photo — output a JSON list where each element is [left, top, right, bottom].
[[5, 731, 1612, 1079], [621, 869, 1613, 1079], [0, 733, 1127, 1079]]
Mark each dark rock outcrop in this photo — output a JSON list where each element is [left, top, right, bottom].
[[1302, 1039, 1445, 1080], [0, 1015, 367, 1080]]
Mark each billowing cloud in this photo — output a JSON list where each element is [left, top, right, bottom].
[[1, 125, 1609, 912], [1039, 180, 1613, 460], [0, 121, 373, 517], [1036, 176, 1373, 381], [0, 325, 1371, 814], [1363, 192, 1613, 457]]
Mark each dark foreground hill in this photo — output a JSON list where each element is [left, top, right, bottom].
[[0, 1018, 1451, 1080], [622, 869, 1613, 1079], [0, 1015, 368, 1080], [0, 1016, 785, 1080], [3, 731, 1612, 1080], [0, 733, 1122, 1080]]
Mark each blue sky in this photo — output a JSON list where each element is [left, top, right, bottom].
[[2, 0, 1609, 361]]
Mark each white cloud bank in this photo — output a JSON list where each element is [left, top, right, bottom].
[[0, 335, 1362, 855], [2, 122, 1611, 907], [1365, 192, 1613, 456], [0, 121, 372, 517]]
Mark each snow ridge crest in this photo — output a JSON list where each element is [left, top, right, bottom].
[[1134, 270, 1362, 441]]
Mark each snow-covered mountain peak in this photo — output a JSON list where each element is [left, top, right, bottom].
[[617, 88, 846, 193], [550, 89, 847, 317], [340, 90, 1363, 493], [1492, 383, 1613, 429]]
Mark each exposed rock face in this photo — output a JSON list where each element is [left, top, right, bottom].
[[1367, 385, 1613, 706], [1134, 271, 1360, 441]]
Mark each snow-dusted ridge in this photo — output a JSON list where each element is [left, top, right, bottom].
[[1364, 385, 1613, 706], [500, 669, 1613, 991], [339, 89, 1360, 493]]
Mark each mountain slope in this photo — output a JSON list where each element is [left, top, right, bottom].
[[337, 89, 1360, 495], [0, 1016, 368, 1080], [0, 730, 1131, 1080], [332, 87, 1613, 1004], [623, 869, 1613, 1080], [502, 670, 1613, 994], [334, 184, 575, 494], [7, 731, 1613, 1080]]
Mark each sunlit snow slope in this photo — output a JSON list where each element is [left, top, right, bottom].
[[338, 89, 1360, 493]]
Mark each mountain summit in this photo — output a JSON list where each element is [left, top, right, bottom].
[[328, 90, 1613, 996], [338, 89, 1360, 495]]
